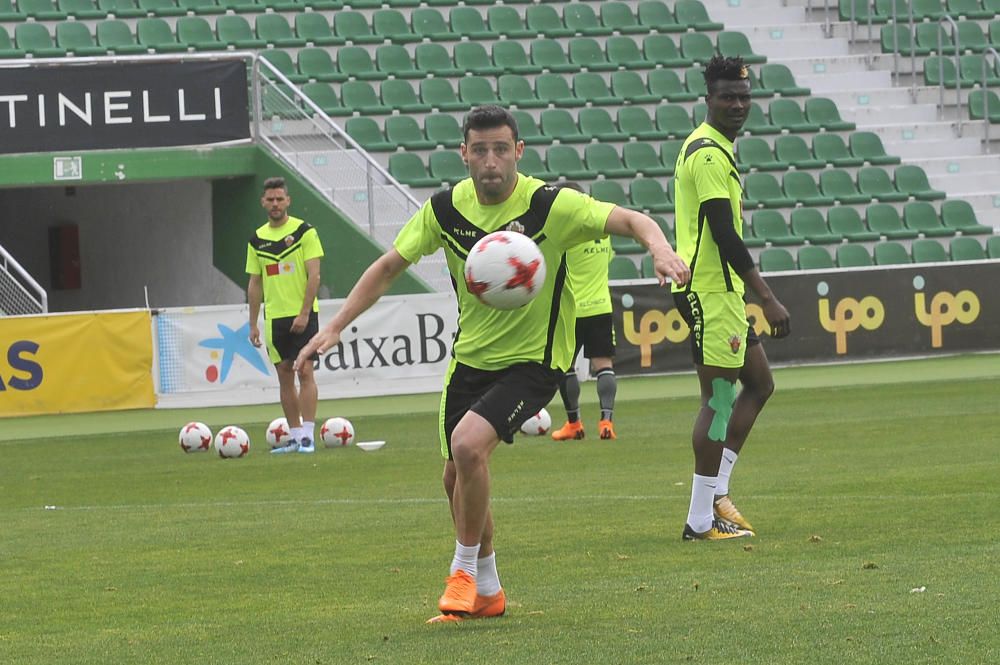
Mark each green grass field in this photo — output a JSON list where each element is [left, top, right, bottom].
[[2, 354, 998, 664]]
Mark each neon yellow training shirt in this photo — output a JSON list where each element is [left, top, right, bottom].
[[245, 216, 324, 319]]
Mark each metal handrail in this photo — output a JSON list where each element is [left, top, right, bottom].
[[0, 242, 47, 314], [938, 15, 962, 135], [983, 48, 1000, 151]]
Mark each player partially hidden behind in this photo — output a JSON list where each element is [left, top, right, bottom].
[[295, 106, 690, 622], [247, 176, 325, 454], [551, 181, 619, 442], [672, 57, 790, 540]]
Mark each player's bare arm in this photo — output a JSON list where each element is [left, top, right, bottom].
[[604, 206, 690, 287], [247, 273, 263, 347], [293, 249, 412, 371], [291, 257, 322, 334]]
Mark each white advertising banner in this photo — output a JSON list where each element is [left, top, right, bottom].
[[154, 292, 458, 408]]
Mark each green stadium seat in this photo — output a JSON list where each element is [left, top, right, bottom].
[[805, 97, 857, 131], [991, 17, 1000, 46], [602, 2, 645, 34], [640, 254, 659, 278], [257, 15, 304, 48], [346, 117, 394, 152], [0, 26, 25, 58], [487, 6, 534, 39], [740, 220, 764, 248], [605, 36, 651, 70], [679, 32, 716, 65], [637, 0, 684, 32], [573, 72, 624, 106], [773, 135, 823, 169], [424, 114, 462, 148], [968, 89, 1000, 122], [948, 0, 994, 18], [55, 22, 105, 55], [0, 0, 23, 20], [911, 238, 949, 262], [613, 234, 647, 256], [617, 107, 670, 140], [341, 80, 389, 114], [643, 34, 691, 68], [903, 201, 955, 238], [986, 235, 1000, 259], [337, 46, 380, 81], [924, 56, 969, 89], [217, 0, 259, 13], [591, 181, 630, 209], [648, 69, 699, 103], [839, 0, 885, 23], [744, 68, 775, 99], [874, 0, 909, 20], [759, 247, 796, 272], [914, 23, 950, 55], [568, 37, 616, 72], [867, 203, 919, 239], [819, 169, 871, 205], [492, 41, 541, 75], [261, 83, 299, 120], [429, 152, 468, 187], [630, 178, 673, 213], [660, 140, 682, 175], [498, 74, 545, 109], [536, 72, 582, 107], [836, 244, 873, 267], [382, 79, 429, 113], [790, 208, 841, 244], [609, 256, 640, 279], [798, 245, 835, 270], [459, 76, 500, 106], [578, 107, 628, 142], [858, 166, 908, 202], [910, 0, 947, 19], [450, 6, 497, 40], [60, 0, 105, 18], [454, 41, 502, 76], [420, 78, 466, 112], [546, 145, 595, 180], [753, 210, 800, 245], [959, 54, 1000, 87], [389, 153, 439, 188], [411, 8, 452, 41], [563, 2, 610, 36], [20, 0, 66, 19], [135, 18, 184, 53], [769, 99, 821, 133], [611, 70, 659, 104], [531, 38, 577, 73], [137, 0, 183, 16], [850, 131, 901, 165], [260, 50, 307, 84], [717, 31, 767, 64], [96, 19, 145, 54], [873, 241, 912, 265], [812, 133, 864, 167], [295, 14, 342, 47], [216, 16, 265, 49], [176, 0, 220, 15], [526, 5, 573, 38], [881, 24, 924, 56], [692, 102, 708, 126], [300, 0, 341, 7], [957, 21, 989, 53], [784, 171, 835, 206], [258, 0, 297, 10], [175, 16, 225, 51], [511, 110, 549, 145], [584, 144, 636, 178], [674, 0, 723, 31], [623, 143, 671, 177], [738, 137, 787, 172], [744, 173, 795, 209], [414, 43, 460, 77], [372, 9, 420, 44], [894, 165, 946, 201], [743, 102, 780, 135], [540, 109, 588, 143], [655, 104, 694, 138], [376, 44, 422, 80], [950, 236, 987, 260], [940, 199, 993, 234], [518, 147, 555, 181], [298, 47, 343, 83], [652, 215, 676, 245], [333, 11, 380, 45], [828, 207, 880, 242]]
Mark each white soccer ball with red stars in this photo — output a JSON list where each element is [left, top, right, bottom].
[[464, 231, 546, 310], [179, 421, 212, 453], [265, 417, 293, 449], [215, 425, 250, 458], [321, 417, 355, 448], [520, 408, 552, 436]]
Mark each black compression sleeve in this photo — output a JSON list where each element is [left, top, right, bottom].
[[702, 198, 755, 275]]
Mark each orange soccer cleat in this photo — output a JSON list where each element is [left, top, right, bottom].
[[437, 569, 477, 615], [427, 589, 506, 624], [597, 419, 616, 440], [551, 420, 585, 441]]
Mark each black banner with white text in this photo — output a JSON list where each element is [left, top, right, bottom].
[[0, 60, 250, 154]]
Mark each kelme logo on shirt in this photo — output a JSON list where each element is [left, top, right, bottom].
[[505, 221, 525, 234]]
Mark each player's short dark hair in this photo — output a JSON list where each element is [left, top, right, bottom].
[[703, 55, 750, 94], [263, 177, 287, 193], [463, 105, 519, 143]]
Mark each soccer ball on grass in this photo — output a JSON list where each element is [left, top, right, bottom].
[[265, 417, 293, 449], [520, 408, 552, 436], [464, 231, 546, 310], [215, 425, 250, 459], [179, 422, 212, 453], [321, 417, 355, 447]]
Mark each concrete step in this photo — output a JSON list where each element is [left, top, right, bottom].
[[702, 1, 807, 25], [840, 103, 940, 123], [811, 86, 917, 107], [883, 136, 984, 158], [856, 120, 966, 142], [746, 36, 851, 58], [916, 155, 1000, 177], [725, 22, 829, 42]]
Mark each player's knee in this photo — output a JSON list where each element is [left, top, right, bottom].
[[450, 432, 488, 469]]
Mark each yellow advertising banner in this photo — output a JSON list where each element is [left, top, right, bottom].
[[0, 310, 155, 417]]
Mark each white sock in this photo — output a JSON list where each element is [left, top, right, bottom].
[[686, 474, 718, 533], [450, 541, 480, 577], [476, 552, 501, 596], [291, 426, 304, 442], [302, 421, 315, 442], [716, 450, 738, 497]]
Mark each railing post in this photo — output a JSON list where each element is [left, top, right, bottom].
[[983, 48, 1000, 152]]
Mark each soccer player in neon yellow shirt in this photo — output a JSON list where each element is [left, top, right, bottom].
[[671, 57, 790, 540], [296, 106, 690, 622], [247, 177, 324, 454]]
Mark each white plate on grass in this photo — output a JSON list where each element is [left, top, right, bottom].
[[356, 440, 386, 452]]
